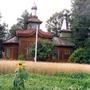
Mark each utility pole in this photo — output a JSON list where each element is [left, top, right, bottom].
[[34, 26, 38, 62]]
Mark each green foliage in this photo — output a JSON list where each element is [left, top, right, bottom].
[[69, 48, 85, 63], [30, 40, 55, 61], [72, 0, 90, 16], [46, 9, 70, 36], [18, 54, 25, 60], [10, 24, 19, 37], [12, 62, 28, 90], [71, 16, 89, 48], [10, 10, 30, 37], [69, 48, 90, 64], [0, 73, 90, 90], [84, 48, 90, 63], [17, 10, 30, 30], [0, 23, 8, 40], [71, 0, 90, 48], [0, 13, 8, 40], [84, 38, 90, 48]]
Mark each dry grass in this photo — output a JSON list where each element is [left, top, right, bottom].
[[0, 60, 90, 74]]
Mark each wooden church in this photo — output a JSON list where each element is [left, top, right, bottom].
[[3, 4, 74, 62]]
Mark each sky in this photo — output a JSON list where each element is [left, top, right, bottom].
[[0, 0, 71, 30]]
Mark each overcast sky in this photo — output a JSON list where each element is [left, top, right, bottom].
[[0, 0, 71, 30]]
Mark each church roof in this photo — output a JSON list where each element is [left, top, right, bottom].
[[52, 37, 74, 47], [4, 37, 18, 44], [27, 16, 42, 24], [60, 30, 71, 33], [16, 29, 52, 39]]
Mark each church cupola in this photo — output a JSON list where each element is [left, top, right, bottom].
[[31, 2, 37, 16], [27, 2, 42, 30]]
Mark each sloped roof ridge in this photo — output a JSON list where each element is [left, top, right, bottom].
[[4, 36, 18, 44], [16, 29, 52, 39]]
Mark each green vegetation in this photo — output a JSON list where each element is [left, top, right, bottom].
[[12, 62, 28, 90], [71, 0, 90, 48], [46, 9, 70, 37], [69, 48, 90, 64], [69, 38, 90, 64], [10, 10, 30, 37], [0, 73, 90, 90], [69, 0, 90, 64], [30, 40, 54, 61], [18, 54, 25, 60]]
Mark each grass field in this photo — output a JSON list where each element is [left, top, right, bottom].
[[0, 60, 90, 90], [0, 73, 90, 90]]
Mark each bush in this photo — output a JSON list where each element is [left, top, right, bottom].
[[29, 40, 55, 61], [18, 54, 25, 60], [84, 48, 90, 63], [69, 48, 90, 64]]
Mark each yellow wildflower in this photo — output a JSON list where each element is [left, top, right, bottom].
[[17, 62, 25, 69]]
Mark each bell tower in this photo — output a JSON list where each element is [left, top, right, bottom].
[[31, 2, 37, 16], [27, 2, 42, 30]]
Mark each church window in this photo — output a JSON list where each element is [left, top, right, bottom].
[[5, 48, 10, 59], [51, 51, 58, 60], [64, 49, 71, 59]]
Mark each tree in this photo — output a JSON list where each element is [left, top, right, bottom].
[[84, 38, 90, 49], [0, 13, 8, 58], [10, 10, 30, 37], [29, 40, 55, 61], [71, 0, 90, 48], [0, 13, 8, 40], [10, 24, 20, 37], [46, 12, 62, 36], [0, 23, 8, 40], [46, 9, 71, 37], [17, 10, 30, 29], [69, 0, 90, 63]]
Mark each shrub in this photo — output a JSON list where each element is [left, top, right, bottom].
[[29, 40, 55, 61], [84, 48, 90, 63], [18, 54, 25, 60], [69, 48, 90, 64]]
